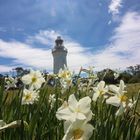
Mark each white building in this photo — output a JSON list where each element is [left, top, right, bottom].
[[52, 36, 68, 74]]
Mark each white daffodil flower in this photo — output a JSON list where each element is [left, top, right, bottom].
[[106, 80, 129, 116], [109, 80, 126, 95], [60, 78, 72, 88], [22, 70, 45, 90], [58, 66, 72, 79], [78, 82, 88, 93], [58, 67, 73, 93], [0, 120, 28, 131], [48, 94, 56, 109], [58, 66, 73, 93], [56, 94, 92, 122], [92, 81, 108, 101], [5, 77, 17, 90], [22, 88, 39, 105], [62, 120, 94, 140]]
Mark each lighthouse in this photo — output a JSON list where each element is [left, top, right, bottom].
[[52, 36, 68, 74]]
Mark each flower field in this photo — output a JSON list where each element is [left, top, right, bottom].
[[0, 67, 140, 140]]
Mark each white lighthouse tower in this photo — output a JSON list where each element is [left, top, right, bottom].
[[52, 36, 68, 74]]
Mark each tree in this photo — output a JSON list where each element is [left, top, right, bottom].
[[97, 69, 117, 84]]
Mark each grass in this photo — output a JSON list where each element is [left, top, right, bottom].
[[126, 83, 140, 112], [0, 76, 140, 140]]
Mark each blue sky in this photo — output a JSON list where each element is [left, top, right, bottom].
[[0, 0, 140, 73]]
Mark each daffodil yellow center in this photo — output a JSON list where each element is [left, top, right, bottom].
[[100, 90, 104, 95], [73, 129, 84, 139], [64, 72, 68, 78], [75, 107, 81, 113], [61, 72, 68, 78], [59, 71, 71, 78], [32, 77, 37, 83], [25, 94, 32, 101], [120, 95, 127, 102]]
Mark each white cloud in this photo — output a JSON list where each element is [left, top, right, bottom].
[[93, 12, 140, 70], [0, 11, 140, 73], [0, 31, 93, 73], [26, 30, 60, 46], [65, 42, 93, 70], [0, 65, 14, 73], [108, 0, 123, 16], [0, 40, 53, 71], [26, 30, 93, 71]]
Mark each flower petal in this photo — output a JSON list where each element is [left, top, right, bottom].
[[82, 123, 94, 140], [120, 80, 125, 91], [106, 96, 120, 107], [56, 108, 72, 121], [64, 121, 72, 133], [68, 94, 78, 111], [76, 112, 87, 120], [109, 85, 119, 94], [92, 92, 100, 101], [78, 96, 91, 114], [98, 81, 105, 90]]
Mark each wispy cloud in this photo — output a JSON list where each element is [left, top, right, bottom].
[[0, 11, 140, 73], [0, 31, 93, 73], [0, 40, 52, 71], [26, 30, 93, 71], [26, 30, 60, 46], [0, 65, 14, 73], [108, 0, 123, 17], [93, 12, 140, 70], [26, 31, 93, 71]]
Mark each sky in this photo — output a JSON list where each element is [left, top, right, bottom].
[[0, 0, 140, 73]]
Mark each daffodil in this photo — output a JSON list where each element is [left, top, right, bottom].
[[58, 66, 72, 79], [22, 70, 45, 90], [0, 120, 28, 131], [60, 78, 72, 88], [78, 79, 95, 96], [62, 120, 94, 140], [78, 82, 88, 93], [92, 81, 108, 101], [106, 80, 130, 115], [58, 66, 73, 93], [22, 88, 39, 105], [48, 94, 56, 109], [56, 94, 92, 122], [5, 77, 17, 90]]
